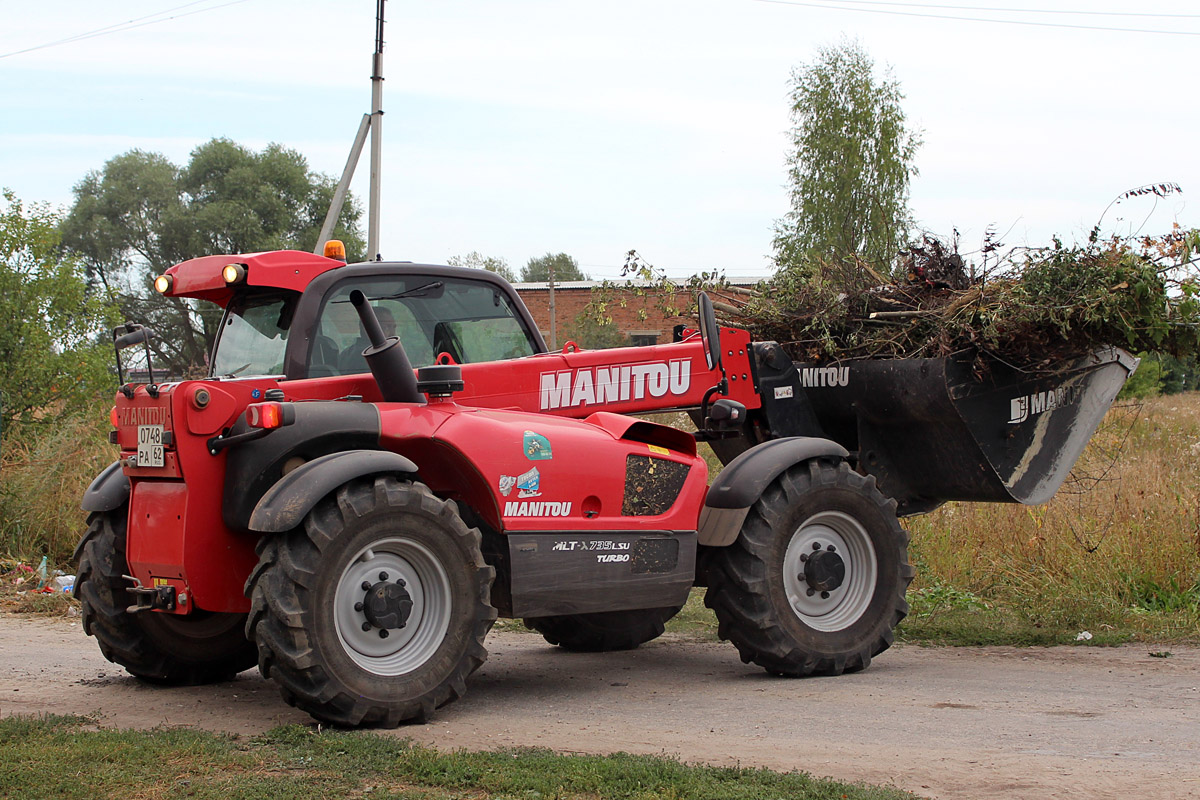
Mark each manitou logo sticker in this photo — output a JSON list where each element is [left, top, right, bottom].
[[1009, 385, 1081, 423], [539, 360, 691, 410], [504, 500, 573, 517], [799, 366, 850, 388], [118, 406, 168, 426]]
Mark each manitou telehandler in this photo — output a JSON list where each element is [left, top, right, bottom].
[[78, 245, 1135, 726]]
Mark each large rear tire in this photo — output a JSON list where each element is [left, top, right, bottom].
[[73, 507, 257, 685], [245, 477, 496, 727], [524, 605, 682, 652], [703, 460, 913, 676]]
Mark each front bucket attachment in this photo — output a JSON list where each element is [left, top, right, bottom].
[[796, 348, 1138, 514]]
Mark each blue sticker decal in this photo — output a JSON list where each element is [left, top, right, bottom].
[[516, 467, 541, 498], [523, 430, 553, 460], [251, 388, 262, 399]]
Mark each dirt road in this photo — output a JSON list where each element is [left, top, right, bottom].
[[2, 615, 1197, 799]]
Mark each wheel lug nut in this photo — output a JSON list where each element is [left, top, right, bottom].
[[811, 542, 821, 550], [361, 581, 372, 591], [361, 621, 371, 631], [379, 629, 389, 639], [799, 553, 808, 562], [821, 591, 830, 599], [354, 601, 364, 612], [379, 571, 389, 581], [806, 588, 815, 597], [396, 578, 406, 587], [827, 544, 836, 552]]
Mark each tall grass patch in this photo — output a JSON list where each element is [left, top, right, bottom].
[[0, 412, 115, 565], [902, 393, 1200, 644]]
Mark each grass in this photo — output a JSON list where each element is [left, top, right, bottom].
[[0, 411, 114, 565], [0, 715, 920, 800], [899, 394, 1200, 646]]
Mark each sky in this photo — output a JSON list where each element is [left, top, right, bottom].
[[1, 0, 1197, 281]]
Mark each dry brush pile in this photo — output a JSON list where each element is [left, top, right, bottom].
[[707, 228, 1200, 371]]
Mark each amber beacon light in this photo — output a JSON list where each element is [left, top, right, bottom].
[[323, 239, 347, 260]]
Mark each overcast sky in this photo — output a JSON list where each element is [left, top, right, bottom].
[[2, 0, 1196, 280]]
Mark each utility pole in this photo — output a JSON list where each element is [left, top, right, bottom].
[[314, 0, 386, 258], [548, 261, 557, 350], [368, 0, 385, 260]]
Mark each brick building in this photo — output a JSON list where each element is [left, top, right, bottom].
[[513, 278, 762, 349]]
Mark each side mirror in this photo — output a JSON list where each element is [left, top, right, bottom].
[[708, 399, 746, 429], [114, 325, 153, 350], [112, 323, 156, 388], [697, 292, 722, 374]]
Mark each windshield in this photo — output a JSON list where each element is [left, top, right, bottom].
[[210, 292, 295, 378], [310, 276, 538, 377]]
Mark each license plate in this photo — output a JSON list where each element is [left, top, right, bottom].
[[137, 425, 164, 467]]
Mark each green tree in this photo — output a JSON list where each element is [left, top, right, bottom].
[[447, 251, 516, 283], [562, 312, 627, 350], [0, 190, 115, 433], [60, 139, 365, 375], [521, 252, 588, 283], [1118, 354, 1164, 399], [773, 40, 921, 273]]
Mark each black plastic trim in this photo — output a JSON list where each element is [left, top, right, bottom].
[[80, 460, 130, 513], [222, 401, 382, 532], [704, 437, 848, 510], [249, 450, 419, 532]]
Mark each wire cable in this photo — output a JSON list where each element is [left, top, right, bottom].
[[1, 0, 252, 60], [749, 0, 1200, 36], [763, 0, 1200, 19]]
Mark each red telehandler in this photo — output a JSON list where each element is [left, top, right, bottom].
[[78, 246, 1135, 726]]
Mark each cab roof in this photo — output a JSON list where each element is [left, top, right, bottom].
[[162, 249, 346, 305]]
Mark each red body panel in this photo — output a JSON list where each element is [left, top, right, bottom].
[[376, 404, 708, 534], [115, 381, 282, 613], [447, 330, 761, 417], [163, 249, 345, 305]]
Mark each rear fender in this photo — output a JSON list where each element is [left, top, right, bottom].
[[80, 461, 130, 514], [698, 437, 849, 546], [249, 450, 418, 533]]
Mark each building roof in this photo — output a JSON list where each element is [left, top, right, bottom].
[[511, 277, 767, 291]]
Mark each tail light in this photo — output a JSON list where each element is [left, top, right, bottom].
[[246, 402, 295, 430]]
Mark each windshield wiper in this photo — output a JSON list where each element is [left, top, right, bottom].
[[384, 281, 444, 300], [221, 363, 251, 378]]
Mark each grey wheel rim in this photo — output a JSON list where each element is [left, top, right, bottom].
[[783, 510, 877, 632], [334, 537, 452, 675]]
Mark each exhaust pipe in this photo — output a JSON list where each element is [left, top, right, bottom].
[[349, 290, 423, 404]]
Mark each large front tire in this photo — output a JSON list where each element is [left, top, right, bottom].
[[245, 477, 496, 727], [524, 605, 682, 652], [74, 507, 257, 685], [703, 460, 913, 676]]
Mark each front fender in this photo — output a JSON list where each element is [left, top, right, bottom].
[[698, 437, 848, 546], [248, 450, 418, 533], [80, 460, 130, 513]]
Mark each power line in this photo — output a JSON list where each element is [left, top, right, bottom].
[[0, 0, 252, 60], [763, 0, 1200, 19], [749, 0, 1200, 36]]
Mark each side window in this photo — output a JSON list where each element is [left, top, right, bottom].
[[312, 295, 435, 376], [307, 275, 539, 377]]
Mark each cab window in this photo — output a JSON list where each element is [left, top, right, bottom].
[[211, 292, 294, 378], [309, 276, 538, 377]]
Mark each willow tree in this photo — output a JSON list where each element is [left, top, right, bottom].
[[773, 40, 921, 273]]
